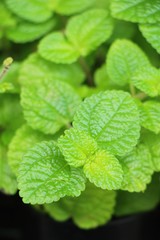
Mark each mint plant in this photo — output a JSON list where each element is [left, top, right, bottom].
[[0, 0, 160, 230]]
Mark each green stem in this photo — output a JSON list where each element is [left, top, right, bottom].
[[129, 83, 136, 97], [0, 67, 8, 81], [78, 57, 93, 86]]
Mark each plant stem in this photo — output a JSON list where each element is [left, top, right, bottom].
[[79, 57, 93, 86], [129, 83, 136, 97]]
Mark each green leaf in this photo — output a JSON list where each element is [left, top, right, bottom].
[[111, 0, 160, 23], [52, 0, 95, 15], [73, 90, 140, 156], [0, 62, 20, 93], [72, 184, 116, 229], [0, 94, 24, 131], [93, 0, 110, 8], [106, 39, 150, 86], [6, 18, 56, 43], [119, 144, 154, 192], [46, 182, 116, 229], [58, 128, 98, 167], [63, 183, 116, 229], [138, 101, 160, 134], [0, 2, 16, 29], [5, 0, 53, 23], [131, 66, 160, 97], [38, 32, 79, 64], [0, 141, 17, 194], [84, 150, 123, 190], [94, 64, 119, 90], [109, 20, 137, 43], [44, 201, 70, 222], [66, 9, 113, 56], [139, 23, 160, 54], [115, 174, 160, 216], [8, 125, 53, 176], [18, 141, 86, 204], [19, 53, 84, 87], [21, 80, 81, 135], [142, 131, 160, 172]]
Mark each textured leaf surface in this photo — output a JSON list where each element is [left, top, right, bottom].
[[38, 32, 79, 64], [21, 80, 81, 134], [18, 141, 86, 204], [66, 9, 113, 56], [115, 174, 160, 216], [73, 91, 140, 156], [131, 67, 160, 97], [111, 0, 160, 23], [106, 39, 150, 86], [8, 125, 52, 176], [119, 144, 154, 192], [142, 132, 160, 172], [0, 142, 17, 194], [19, 53, 84, 87], [139, 101, 160, 134], [84, 150, 123, 190], [140, 24, 160, 54], [6, 18, 55, 43], [6, 0, 53, 23], [58, 128, 98, 167], [52, 0, 95, 15]]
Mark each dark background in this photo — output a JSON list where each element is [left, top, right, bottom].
[[0, 192, 160, 240]]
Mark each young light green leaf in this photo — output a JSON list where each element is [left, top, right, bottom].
[[38, 32, 79, 64], [5, 0, 53, 23], [0, 142, 17, 194], [18, 141, 86, 204], [119, 144, 154, 192], [111, 0, 160, 23], [6, 18, 56, 43], [73, 90, 140, 156], [138, 101, 160, 134], [131, 66, 160, 97], [8, 125, 53, 176], [19, 53, 84, 87], [139, 24, 160, 54], [66, 9, 113, 56], [58, 128, 98, 167], [21, 80, 81, 135], [84, 150, 123, 190], [106, 39, 150, 86], [142, 132, 160, 172], [52, 0, 95, 15], [115, 174, 160, 216]]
